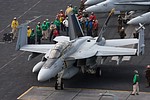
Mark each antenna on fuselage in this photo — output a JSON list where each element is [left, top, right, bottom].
[[96, 8, 115, 42]]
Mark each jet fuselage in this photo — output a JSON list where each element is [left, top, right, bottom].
[[38, 36, 96, 82]]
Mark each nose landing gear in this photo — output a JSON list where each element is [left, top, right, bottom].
[[55, 70, 64, 90]]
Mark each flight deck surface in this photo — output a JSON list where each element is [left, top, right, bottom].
[[17, 86, 150, 100]]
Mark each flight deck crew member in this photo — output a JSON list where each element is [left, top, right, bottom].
[[58, 9, 66, 32], [49, 21, 56, 42], [133, 28, 139, 38], [63, 17, 69, 35], [87, 19, 93, 36], [36, 22, 41, 31], [85, 18, 89, 35], [36, 26, 42, 44], [72, 6, 78, 14], [145, 65, 150, 87], [46, 19, 50, 37], [93, 20, 99, 37], [89, 12, 96, 21], [80, 14, 86, 33], [65, 4, 73, 16], [52, 27, 59, 43], [79, 0, 85, 11], [27, 26, 32, 44], [42, 21, 48, 40], [131, 70, 140, 95], [117, 15, 123, 32], [54, 17, 61, 34], [30, 29, 35, 44], [119, 27, 126, 39], [11, 17, 19, 40]]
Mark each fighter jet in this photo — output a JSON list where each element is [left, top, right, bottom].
[[84, 0, 104, 5], [127, 12, 150, 25], [83, 0, 150, 13], [16, 10, 145, 90]]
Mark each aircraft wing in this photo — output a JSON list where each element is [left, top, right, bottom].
[[67, 41, 137, 60], [105, 38, 138, 46], [20, 44, 55, 54], [21, 35, 70, 54], [115, 2, 150, 6]]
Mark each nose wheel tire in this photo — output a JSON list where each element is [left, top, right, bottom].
[[55, 81, 64, 90]]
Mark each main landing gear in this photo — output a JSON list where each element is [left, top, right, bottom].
[[55, 70, 64, 90]]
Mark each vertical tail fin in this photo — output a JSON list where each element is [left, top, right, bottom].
[[16, 23, 28, 50], [68, 13, 84, 40], [137, 23, 145, 56]]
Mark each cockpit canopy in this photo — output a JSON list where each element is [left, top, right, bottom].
[[49, 41, 71, 59], [49, 49, 61, 59]]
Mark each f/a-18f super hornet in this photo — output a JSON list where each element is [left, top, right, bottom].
[[16, 10, 145, 90]]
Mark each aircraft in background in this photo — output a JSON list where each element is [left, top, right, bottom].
[[83, 0, 150, 13], [83, 0, 150, 25], [16, 10, 145, 90], [84, 0, 104, 6], [127, 12, 150, 25]]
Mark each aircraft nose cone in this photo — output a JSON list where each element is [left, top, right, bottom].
[[84, 1, 92, 5], [127, 18, 138, 25], [82, 9, 87, 13], [84, 1, 89, 5], [84, 0, 100, 6], [32, 61, 45, 73], [84, 5, 101, 13], [38, 68, 53, 82], [84, 6, 94, 12], [127, 16, 144, 25]]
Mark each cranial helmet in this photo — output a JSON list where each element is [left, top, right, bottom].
[[134, 70, 138, 73], [147, 65, 150, 69]]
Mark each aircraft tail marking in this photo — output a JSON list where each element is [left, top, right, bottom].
[[68, 13, 84, 40]]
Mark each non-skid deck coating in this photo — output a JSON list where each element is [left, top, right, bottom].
[[17, 86, 150, 100]]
